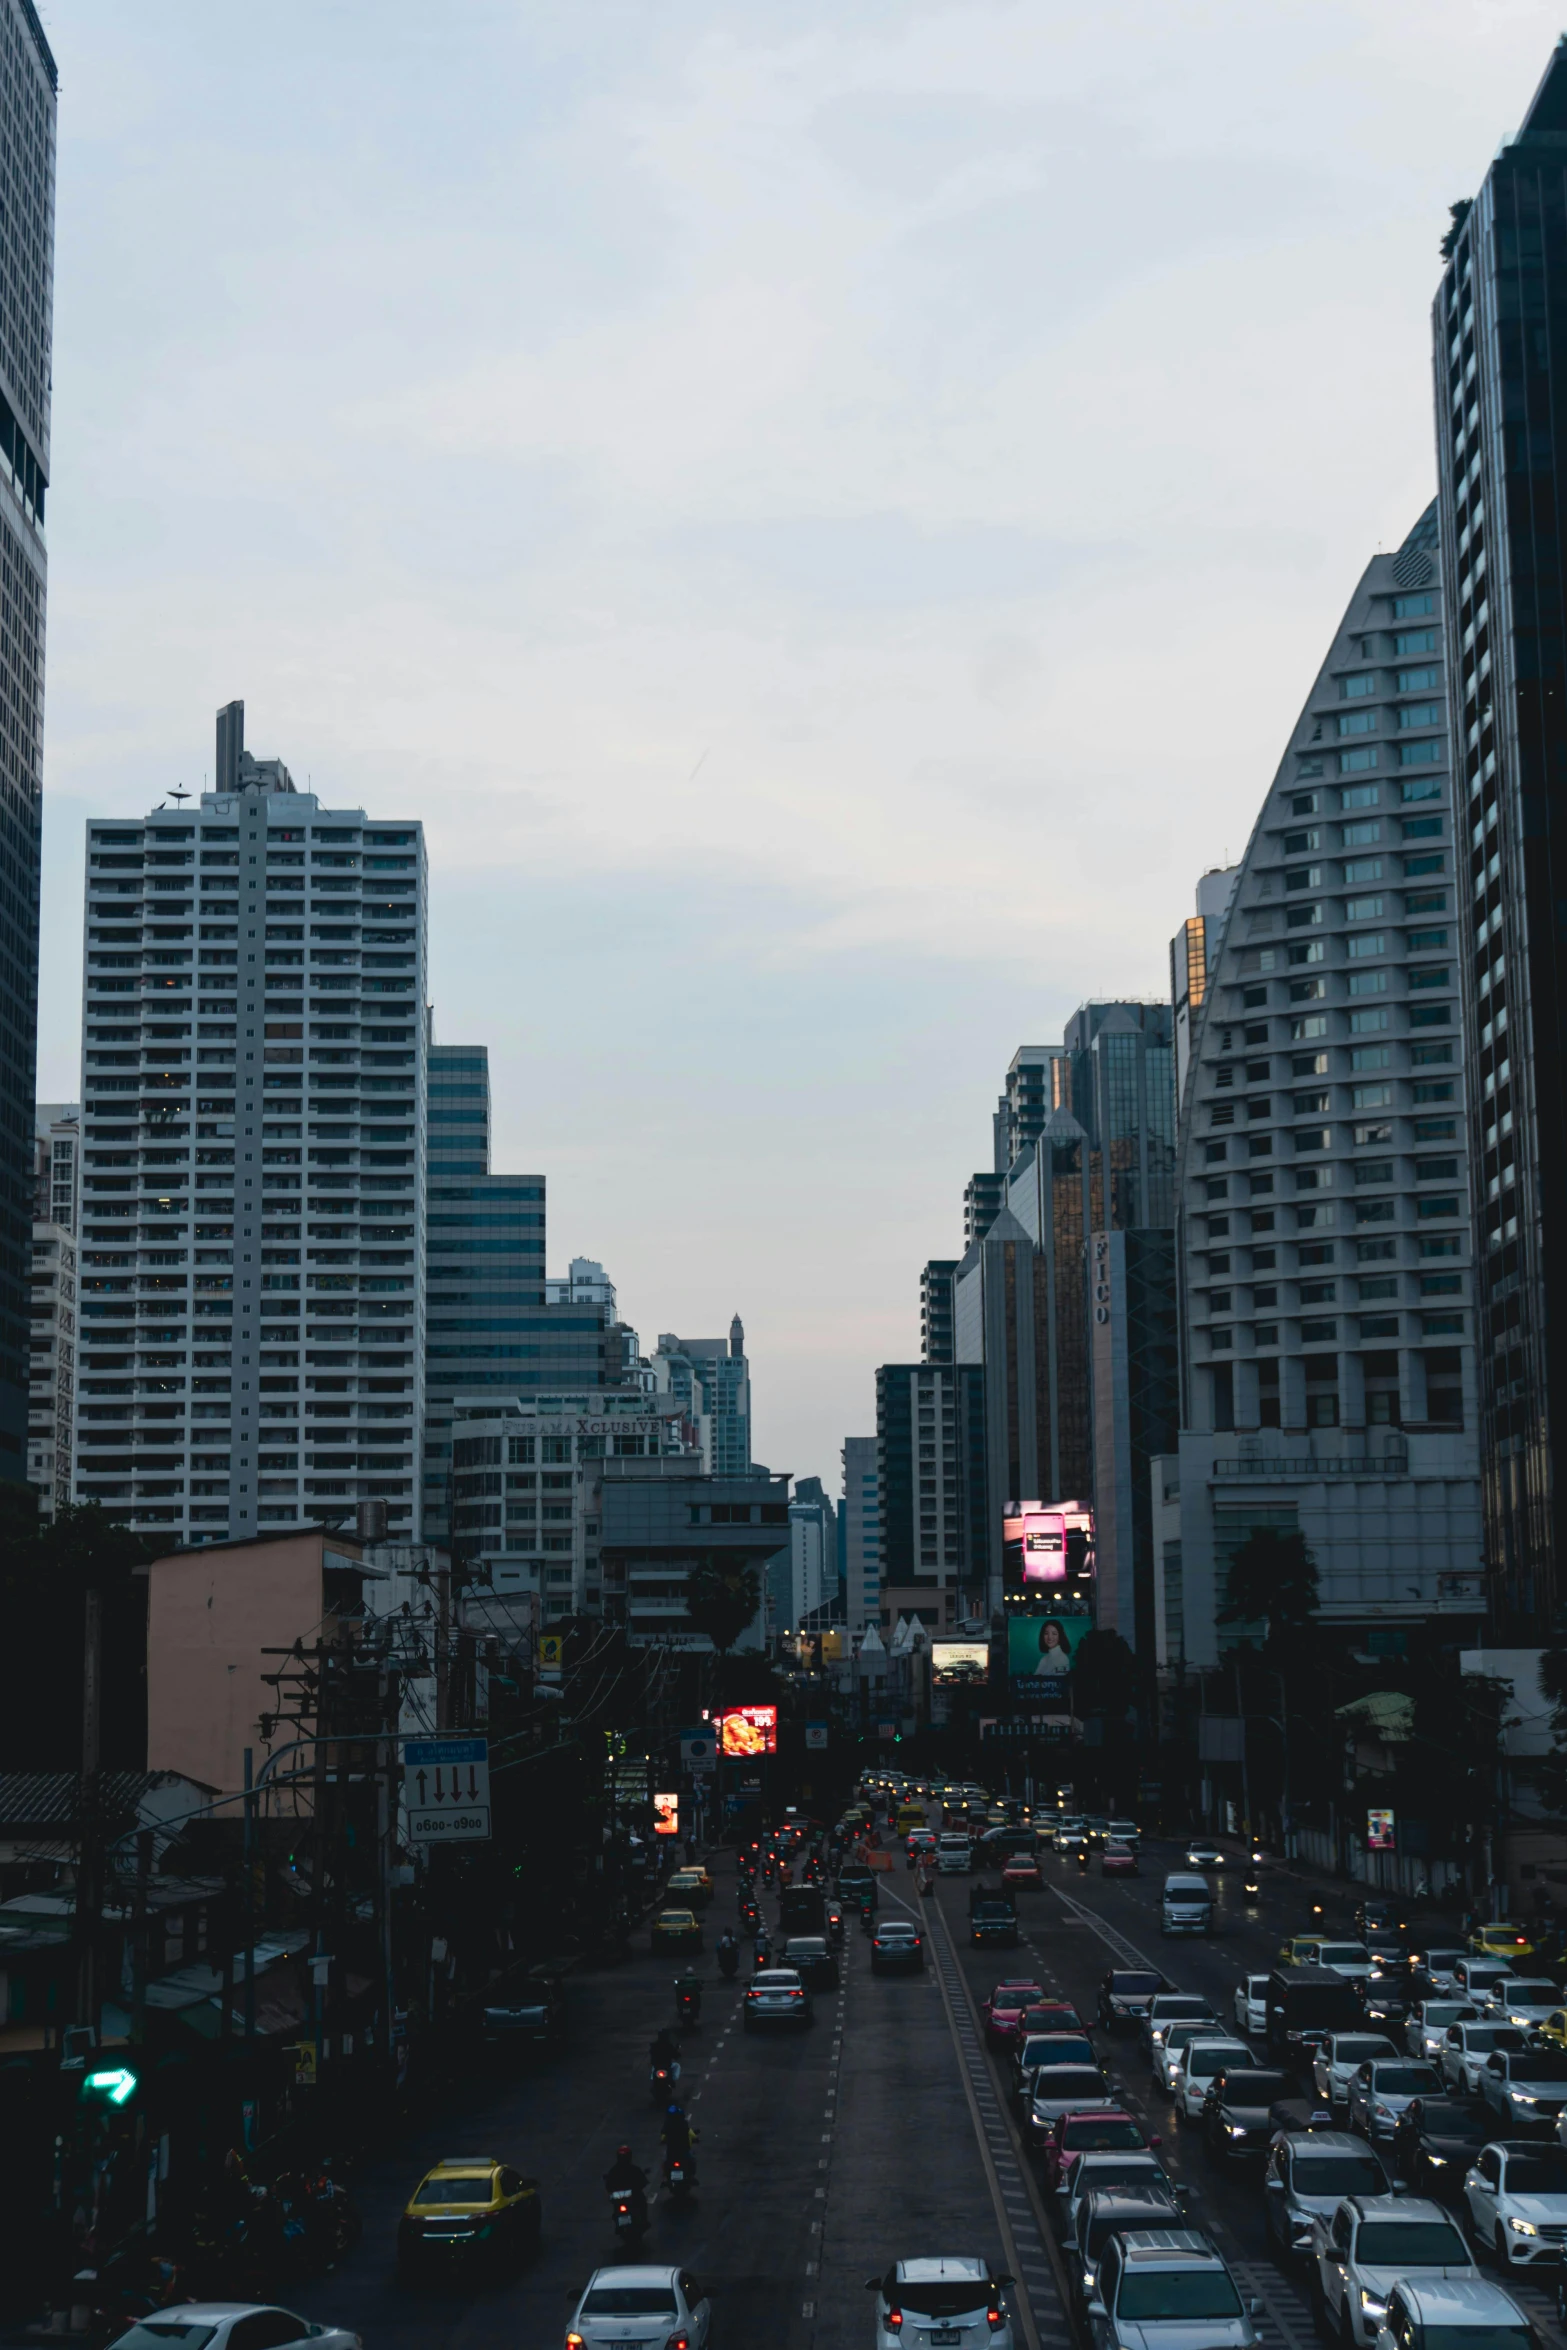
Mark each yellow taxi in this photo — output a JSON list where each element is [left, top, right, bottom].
[[396, 2155, 540, 2272], [1469, 1920, 1538, 1962], [1278, 1932, 1329, 1966], [667, 1866, 713, 1910], [1535, 2007, 1567, 2052], [650, 1906, 703, 1950]]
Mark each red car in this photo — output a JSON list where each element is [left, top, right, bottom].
[[1002, 1856, 1044, 1889], [981, 1980, 1045, 2045], [1101, 1841, 1139, 1877], [1039, 2107, 1155, 2196], [1019, 1998, 1084, 2037]]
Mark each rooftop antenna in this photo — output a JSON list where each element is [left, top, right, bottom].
[[159, 782, 191, 810]]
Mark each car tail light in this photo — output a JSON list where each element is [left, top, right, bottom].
[[988, 2308, 1006, 2330], [663, 2337, 690, 2350], [567, 2336, 585, 2348], [886, 2309, 903, 2330]]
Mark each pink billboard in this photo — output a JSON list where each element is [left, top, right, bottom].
[[1003, 1500, 1093, 1585]]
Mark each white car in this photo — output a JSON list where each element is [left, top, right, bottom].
[[1452, 1960, 1516, 2004], [107, 2315, 357, 2350], [1315, 1940, 1374, 1988], [1054, 1816, 1087, 1852], [567, 2267, 712, 2348], [1310, 2196, 1476, 2346], [1234, 1975, 1268, 2035], [1488, 1978, 1560, 2030], [1406, 2001, 1478, 2061], [867, 2255, 1016, 2349], [936, 1835, 972, 1875], [1462, 2140, 1567, 2267], [1153, 2021, 1224, 2095], [1185, 1840, 1224, 1868], [1313, 2032, 1401, 2113], [1439, 2022, 1529, 2097], [1141, 1994, 1220, 2062], [1172, 2037, 1252, 2121], [1370, 2278, 1533, 2350]]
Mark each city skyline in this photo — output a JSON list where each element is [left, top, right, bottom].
[[32, 1, 1567, 1486]]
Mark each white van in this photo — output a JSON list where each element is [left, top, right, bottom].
[[1162, 1873, 1213, 1936]]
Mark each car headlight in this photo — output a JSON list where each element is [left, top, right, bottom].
[[1082, 2268, 1096, 2290], [1508, 2216, 1539, 2236], [1514, 2093, 1539, 2106], [1425, 2153, 1447, 2167], [1359, 2292, 1388, 2319], [1228, 2123, 1248, 2138]]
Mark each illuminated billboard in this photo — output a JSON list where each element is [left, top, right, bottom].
[[1003, 1500, 1094, 1587], [1366, 1808, 1395, 1852], [654, 1793, 679, 1837], [1007, 1613, 1091, 1705], [930, 1639, 991, 1688], [717, 1704, 778, 1757]]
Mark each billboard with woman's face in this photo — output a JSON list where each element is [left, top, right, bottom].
[[1008, 1614, 1091, 1707]]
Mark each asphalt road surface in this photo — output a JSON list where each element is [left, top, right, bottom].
[[293, 1836, 1567, 2350]]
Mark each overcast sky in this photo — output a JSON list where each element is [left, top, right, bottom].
[[34, 0, 1558, 1486]]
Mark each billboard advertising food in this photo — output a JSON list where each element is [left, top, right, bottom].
[[930, 1639, 991, 1687], [717, 1704, 778, 1757], [1008, 1613, 1092, 1707]]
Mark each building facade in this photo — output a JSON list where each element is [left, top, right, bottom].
[[919, 1259, 957, 1365], [449, 1388, 699, 1622], [1172, 510, 1483, 1664], [1432, 40, 1567, 1637], [840, 1432, 880, 1631], [27, 1098, 74, 1517], [873, 1360, 989, 1626], [0, 2, 55, 1488], [74, 703, 427, 1544], [598, 1462, 788, 1649], [651, 1324, 752, 1477]]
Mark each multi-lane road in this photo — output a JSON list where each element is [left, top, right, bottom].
[[295, 1834, 1567, 2350]]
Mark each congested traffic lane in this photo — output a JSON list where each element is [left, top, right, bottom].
[[927, 1832, 1567, 2350], [295, 1852, 1028, 2350]]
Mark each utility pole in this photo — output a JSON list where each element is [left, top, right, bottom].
[[242, 1746, 257, 2046], [434, 1563, 451, 1730], [130, 1828, 152, 2046], [75, 1584, 104, 2036]]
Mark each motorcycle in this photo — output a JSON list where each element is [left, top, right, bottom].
[[675, 1976, 703, 2025], [609, 2183, 647, 2245], [1243, 1873, 1261, 1902], [716, 1940, 740, 1981], [650, 2060, 681, 2101], [825, 1904, 844, 1945], [738, 1897, 761, 1934], [664, 2154, 695, 2204], [1076, 1843, 1091, 1871]]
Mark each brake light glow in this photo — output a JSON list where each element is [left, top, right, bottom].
[[663, 2336, 690, 2350], [988, 2309, 1006, 2330], [886, 2309, 903, 2330], [567, 2336, 585, 2348]]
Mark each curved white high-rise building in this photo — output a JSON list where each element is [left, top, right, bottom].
[[1168, 505, 1484, 1666]]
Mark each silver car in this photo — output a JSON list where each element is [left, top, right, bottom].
[[1084, 2228, 1257, 2350], [1141, 1995, 1220, 2063], [1488, 1978, 1561, 2030], [1439, 2022, 1528, 2097], [1314, 2032, 1401, 2113], [1262, 2131, 1388, 2260], [1405, 2001, 1478, 2060], [1310, 2197, 1476, 2346], [868, 2255, 1016, 2349], [1234, 1975, 1268, 2036], [1346, 2059, 1447, 2145]]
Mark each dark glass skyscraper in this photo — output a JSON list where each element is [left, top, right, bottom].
[[1433, 39, 1567, 1635], [0, 1, 53, 1482]]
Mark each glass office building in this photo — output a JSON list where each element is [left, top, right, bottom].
[[1433, 38, 1567, 1636]]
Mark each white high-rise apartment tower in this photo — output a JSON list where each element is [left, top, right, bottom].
[[73, 703, 427, 1544]]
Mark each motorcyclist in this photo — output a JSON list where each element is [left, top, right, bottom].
[[661, 2104, 699, 2183], [753, 1928, 772, 1969], [716, 1930, 740, 1978], [604, 2144, 649, 2228], [675, 1971, 703, 2022], [649, 2027, 680, 2073]]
